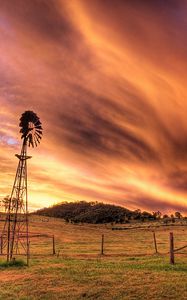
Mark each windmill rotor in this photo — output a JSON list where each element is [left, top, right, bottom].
[[19, 111, 43, 147]]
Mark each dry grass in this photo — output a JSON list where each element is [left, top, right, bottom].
[[0, 216, 186, 300]]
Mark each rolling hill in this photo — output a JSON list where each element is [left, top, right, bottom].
[[34, 201, 154, 224]]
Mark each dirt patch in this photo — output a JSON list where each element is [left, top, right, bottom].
[[0, 272, 32, 282]]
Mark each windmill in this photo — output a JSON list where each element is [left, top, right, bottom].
[[1, 111, 42, 265]]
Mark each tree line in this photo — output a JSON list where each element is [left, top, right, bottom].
[[33, 201, 186, 224]]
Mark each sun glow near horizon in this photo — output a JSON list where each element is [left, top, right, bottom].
[[0, 0, 187, 214]]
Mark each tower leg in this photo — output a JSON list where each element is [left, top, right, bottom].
[[1, 141, 31, 263]]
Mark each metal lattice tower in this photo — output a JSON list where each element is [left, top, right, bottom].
[[1, 111, 42, 265]]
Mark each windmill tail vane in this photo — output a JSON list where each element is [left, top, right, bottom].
[[0, 111, 42, 265]]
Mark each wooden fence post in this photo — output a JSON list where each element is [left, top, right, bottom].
[[52, 235, 56, 255], [101, 234, 104, 255], [153, 231, 158, 254], [27, 241, 30, 267], [0, 236, 2, 254], [170, 232, 174, 264]]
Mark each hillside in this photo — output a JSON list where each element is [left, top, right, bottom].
[[34, 201, 154, 224]]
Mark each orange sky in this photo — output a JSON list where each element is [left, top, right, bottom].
[[0, 0, 187, 214]]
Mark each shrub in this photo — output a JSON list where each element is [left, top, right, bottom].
[[0, 258, 26, 268]]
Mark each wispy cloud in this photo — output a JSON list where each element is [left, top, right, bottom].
[[0, 0, 187, 213]]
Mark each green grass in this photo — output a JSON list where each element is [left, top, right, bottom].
[[0, 258, 26, 268], [0, 217, 186, 299]]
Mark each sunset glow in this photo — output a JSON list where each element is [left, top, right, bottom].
[[0, 0, 187, 213]]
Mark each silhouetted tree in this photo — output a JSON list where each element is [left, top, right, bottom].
[[175, 211, 182, 219], [152, 211, 162, 220], [163, 214, 169, 219], [0, 196, 22, 211]]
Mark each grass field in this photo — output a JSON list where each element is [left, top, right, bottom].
[[0, 216, 187, 300]]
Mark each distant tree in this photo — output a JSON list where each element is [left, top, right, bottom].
[[162, 214, 169, 219], [119, 217, 125, 224], [0, 196, 23, 212], [153, 211, 162, 220], [170, 214, 175, 223], [163, 218, 169, 225], [141, 211, 153, 221], [133, 209, 142, 220], [175, 211, 182, 219], [162, 214, 170, 225], [0, 196, 10, 211]]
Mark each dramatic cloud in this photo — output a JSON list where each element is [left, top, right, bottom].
[[0, 0, 187, 213]]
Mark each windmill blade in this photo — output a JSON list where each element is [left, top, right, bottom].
[[35, 132, 42, 139], [31, 138, 34, 148], [35, 129, 42, 135], [35, 125, 43, 130], [35, 120, 42, 125], [34, 136, 38, 147], [35, 135, 40, 145], [28, 138, 31, 147], [19, 110, 43, 148]]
